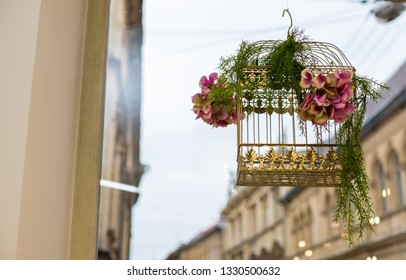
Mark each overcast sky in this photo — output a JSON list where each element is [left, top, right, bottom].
[[129, 0, 406, 259]]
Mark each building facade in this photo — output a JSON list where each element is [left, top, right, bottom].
[[98, 0, 144, 260], [167, 224, 223, 260], [168, 62, 406, 260]]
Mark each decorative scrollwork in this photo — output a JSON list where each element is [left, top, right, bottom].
[[326, 147, 340, 170], [265, 148, 277, 170], [306, 148, 318, 170], [286, 148, 298, 170], [244, 147, 258, 168]]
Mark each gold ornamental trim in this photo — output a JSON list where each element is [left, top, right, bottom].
[[237, 146, 341, 187]]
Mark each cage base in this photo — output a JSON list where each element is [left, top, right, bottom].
[[237, 169, 341, 187]]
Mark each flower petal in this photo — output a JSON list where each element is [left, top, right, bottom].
[[334, 102, 346, 109], [314, 93, 331, 106], [312, 114, 328, 126], [308, 104, 324, 117], [219, 110, 229, 120], [299, 110, 314, 122], [326, 73, 338, 87], [298, 92, 314, 110], [333, 114, 349, 124], [199, 76, 208, 88], [344, 103, 355, 115], [337, 70, 353, 88], [300, 79, 312, 89], [192, 93, 203, 106], [300, 68, 313, 88], [340, 84, 354, 102], [203, 103, 212, 114], [312, 73, 326, 89], [324, 87, 338, 99], [301, 68, 313, 79], [328, 106, 335, 119], [201, 86, 211, 93], [208, 72, 218, 84]]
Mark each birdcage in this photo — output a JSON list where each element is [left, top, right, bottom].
[[236, 40, 356, 187]]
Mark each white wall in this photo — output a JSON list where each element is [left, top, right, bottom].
[[0, 0, 88, 259]]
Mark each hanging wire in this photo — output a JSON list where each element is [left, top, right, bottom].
[[282, 9, 293, 37]]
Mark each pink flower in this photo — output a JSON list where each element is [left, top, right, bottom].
[[298, 93, 329, 126], [300, 68, 313, 88]]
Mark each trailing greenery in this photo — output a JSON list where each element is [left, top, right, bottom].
[[335, 76, 388, 245], [209, 28, 389, 245]]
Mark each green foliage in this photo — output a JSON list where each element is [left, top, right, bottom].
[[212, 28, 388, 245], [335, 76, 389, 245], [217, 29, 308, 103]]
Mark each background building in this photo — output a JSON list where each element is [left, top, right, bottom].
[[98, 0, 144, 260], [167, 223, 223, 260], [168, 61, 406, 260]]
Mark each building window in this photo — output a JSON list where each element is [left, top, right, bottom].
[[292, 216, 302, 252], [237, 213, 243, 243], [261, 194, 269, 230], [324, 193, 339, 240], [292, 208, 312, 254], [376, 161, 388, 215], [249, 204, 257, 237], [389, 151, 404, 208], [228, 218, 234, 248], [304, 207, 312, 248]]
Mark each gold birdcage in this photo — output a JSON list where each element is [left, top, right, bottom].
[[236, 40, 355, 187]]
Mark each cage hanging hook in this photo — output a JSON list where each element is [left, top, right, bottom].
[[282, 9, 293, 37]]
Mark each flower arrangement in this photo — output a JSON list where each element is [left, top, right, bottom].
[[191, 72, 245, 128], [190, 28, 389, 245], [298, 68, 355, 126]]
